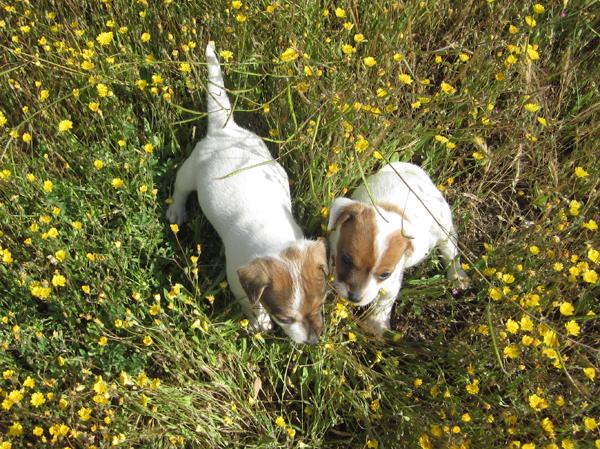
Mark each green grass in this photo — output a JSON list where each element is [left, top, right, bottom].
[[1, 0, 599, 448]]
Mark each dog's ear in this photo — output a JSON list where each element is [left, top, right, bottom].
[[312, 239, 329, 276], [327, 197, 357, 231], [237, 259, 270, 304]]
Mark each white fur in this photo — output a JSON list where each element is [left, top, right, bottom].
[[167, 42, 316, 342], [328, 162, 469, 335]]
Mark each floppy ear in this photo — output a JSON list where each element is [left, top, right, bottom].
[[312, 239, 329, 276], [237, 259, 270, 304], [327, 197, 357, 231]]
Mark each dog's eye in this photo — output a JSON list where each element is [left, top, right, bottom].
[[341, 253, 353, 267], [377, 272, 392, 281], [275, 315, 294, 325]]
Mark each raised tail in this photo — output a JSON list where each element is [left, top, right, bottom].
[[206, 41, 234, 131]]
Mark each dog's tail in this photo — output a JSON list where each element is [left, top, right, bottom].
[[206, 41, 234, 132]]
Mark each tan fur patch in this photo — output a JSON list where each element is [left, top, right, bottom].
[[238, 257, 293, 315], [378, 202, 409, 222], [335, 203, 377, 291], [374, 230, 413, 276]]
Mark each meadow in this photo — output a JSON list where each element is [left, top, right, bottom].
[[0, 0, 598, 448]]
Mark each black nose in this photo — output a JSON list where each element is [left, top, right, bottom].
[[347, 291, 361, 303]]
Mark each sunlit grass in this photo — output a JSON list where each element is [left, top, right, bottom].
[[0, 1, 598, 448]]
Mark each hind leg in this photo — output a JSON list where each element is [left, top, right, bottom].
[[166, 156, 197, 225], [438, 227, 470, 289]]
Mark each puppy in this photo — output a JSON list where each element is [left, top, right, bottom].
[[327, 162, 469, 335], [167, 42, 328, 344]]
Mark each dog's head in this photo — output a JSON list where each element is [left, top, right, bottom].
[[237, 240, 328, 344], [327, 198, 413, 307]]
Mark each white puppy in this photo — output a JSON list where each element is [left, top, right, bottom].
[[327, 162, 469, 335], [167, 42, 328, 344]]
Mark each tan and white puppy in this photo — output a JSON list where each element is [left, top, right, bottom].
[[167, 42, 327, 344], [327, 162, 469, 335]]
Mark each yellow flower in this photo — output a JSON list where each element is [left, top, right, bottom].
[[418, 434, 431, 449], [58, 119, 73, 132], [466, 379, 479, 394], [78, 407, 92, 421], [524, 103, 540, 113], [43, 179, 54, 192], [583, 269, 598, 284], [398, 73, 413, 85], [529, 393, 548, 410], [22, 132, 32, 143], [533, 3, 545, 14], [232, 0, 242, 9], [39, 89, 50, 102], [96, 83, 109, 97], [143, 143, 154, 153], [354, 137, 369, 152], [489, 287, 503, 301], [363, 56, 377, 67], [560, 301, 575, 316], [141, 32, 151, 42], [574, 166, 588, 178], [179, 62, 191, 73], [440, 81, 456, 94], [520, 315, 534, 332], [505, 54, 518, 65], [414, 378, 423, 388], [583, 219, 598, 231], [354, 33, 365, 43], [275, 416, 286, 428], [341, 44, 356, 55], [335, 7, 346, 18], [367, 439, 379, 449], [564, 320, 580, 336], [527, 45, 540, 61], [220, 50, 233, 61], [584, 417, 597, 431], [111, 178, 124, 189], [459, 53, 469, 62], [280, 48, 298, 62], [23, 376, 35, 388], [30, 392, 46, 407], [143, 335, 153, 346], [537, 116, 548, 126], [561, 440, 574, 449], [98, 335, 108, 346], [525, 15, 537, 27], [8, 422, 23, 437], [509, 24, 519, 34], [93, 159, 104, 170], [33, 426, 44, 437], [583, 367, 596, 381], [588, 248, 599, 263], [96, 31, 113, 45], [170, 224, 179, 234], [505, 319, 519, 334], [88, 102, 100, 112], [503, 344, 519, 359], [52, 274, 66, 287]]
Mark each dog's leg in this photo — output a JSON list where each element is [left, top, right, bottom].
[[362, 292, 397, 337], [438, 227, 470, 289], [239, 297, 273, 333], [166, 156, 196, 225]]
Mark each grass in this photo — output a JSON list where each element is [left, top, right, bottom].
[[0, 0, 599, 448]]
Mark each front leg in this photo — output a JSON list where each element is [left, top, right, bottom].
[[362, 289, 399, 337], [239, 297, 273, 332]]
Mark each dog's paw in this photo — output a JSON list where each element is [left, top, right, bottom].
[[249, 313, 273, 333], [361, 316, 390, 337], [166, 203, 187, 225]]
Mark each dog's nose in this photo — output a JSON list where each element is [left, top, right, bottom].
[[347, 291, 361, 303], [305, 333, 319, 345]]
